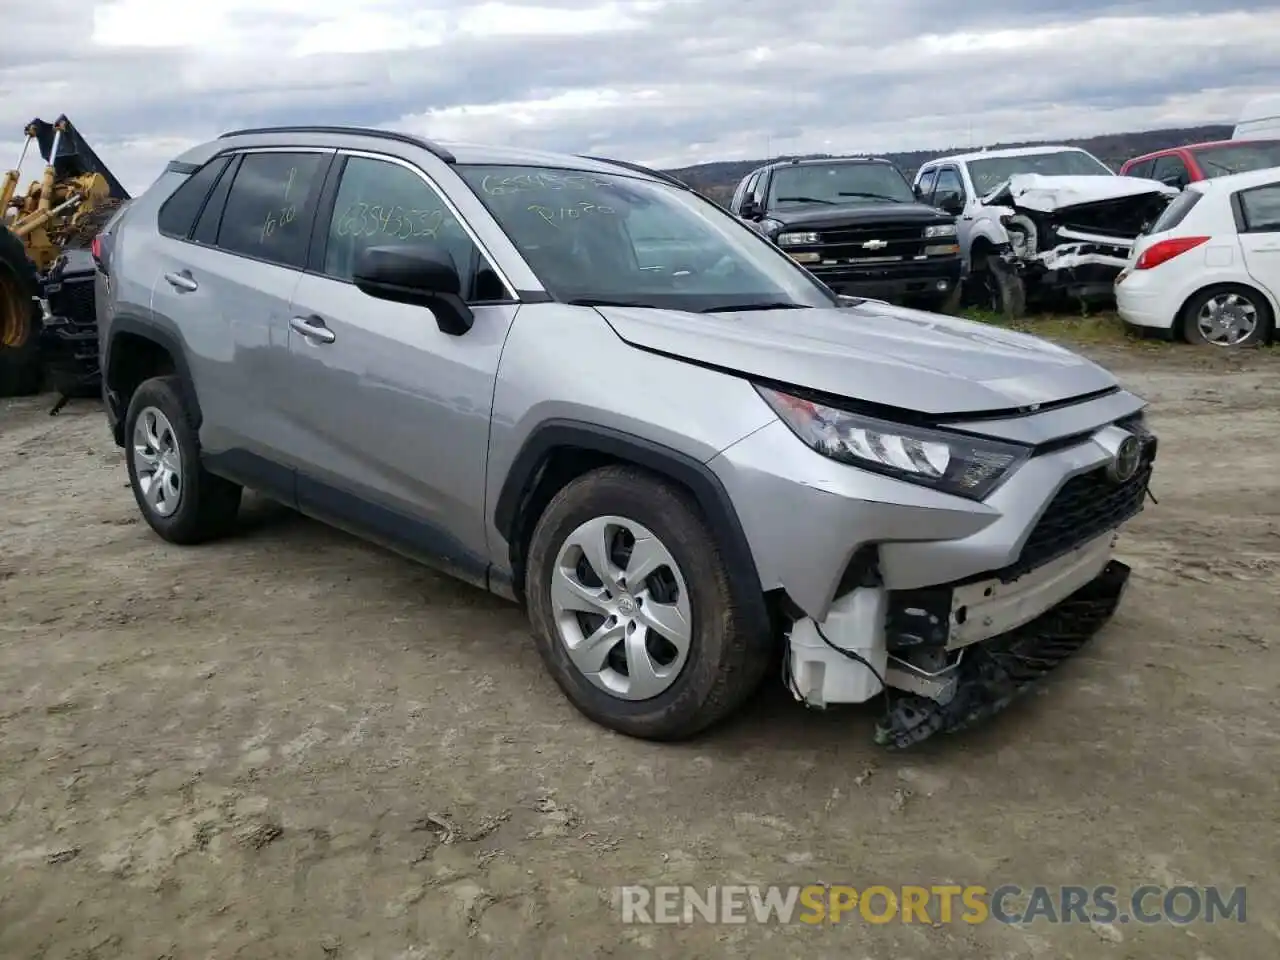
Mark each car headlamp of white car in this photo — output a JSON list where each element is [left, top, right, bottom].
[[776, 231, 819, 246], [756, 386, 1030, 500], [923, 223, 957, 238]]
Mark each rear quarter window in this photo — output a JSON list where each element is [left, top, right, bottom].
[[1149, 189, 1202, 233], [156, 157, 231, 239]]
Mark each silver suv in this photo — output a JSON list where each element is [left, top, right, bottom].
[[96, 125, 1158, 747]]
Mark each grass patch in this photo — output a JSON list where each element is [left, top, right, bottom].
[[959, 307, 1165, 347]]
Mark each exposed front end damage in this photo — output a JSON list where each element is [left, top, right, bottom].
[[982, 174, 1177, 311], [777, 411, 1158, 749]]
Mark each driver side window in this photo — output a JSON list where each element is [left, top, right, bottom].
[[322, 155, 507, 301], [933, 167, 966, 202]]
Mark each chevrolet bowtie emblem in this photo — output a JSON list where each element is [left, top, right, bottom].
[[862, 239, 888, 250]]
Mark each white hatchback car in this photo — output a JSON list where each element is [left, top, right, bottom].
[[1116, 167, 1280, 347]]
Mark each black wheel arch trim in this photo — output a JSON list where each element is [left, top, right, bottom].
[[104, 315, 201, 441], [495, 419, 770, 619]]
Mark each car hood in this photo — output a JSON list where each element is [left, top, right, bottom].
[[596, 301, 1118, 416], [981, 173, 1179, 214], [768, 201, 952, 228]]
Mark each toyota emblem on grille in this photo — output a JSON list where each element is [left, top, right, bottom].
[[1105, 433, 1143, 484], [862, 239, 888, 250]]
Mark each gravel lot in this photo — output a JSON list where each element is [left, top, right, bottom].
[[2, 343, 1277, 959]]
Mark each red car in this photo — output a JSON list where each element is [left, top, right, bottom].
[[1119, 139, 1280, 188]]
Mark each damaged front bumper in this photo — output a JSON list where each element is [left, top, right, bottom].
[[875, 553, 1131, 748], [1003, 226, 1138, 304], [785, 531, 1132, 747]]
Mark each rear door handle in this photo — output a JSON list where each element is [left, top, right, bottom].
[[290, 315, 336, 344], [163, 270, 198, 292]]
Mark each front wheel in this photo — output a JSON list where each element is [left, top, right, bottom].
[[1181, 285, 1273, 348], [524, 465, 770, 741], [970, 255, 1027, 321]]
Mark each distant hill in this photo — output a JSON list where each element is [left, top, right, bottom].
[[663, 124, 1234, 205]]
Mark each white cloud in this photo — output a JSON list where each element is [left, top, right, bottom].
[[1, 1, 1276, 194]]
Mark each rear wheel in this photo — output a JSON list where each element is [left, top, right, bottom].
[[1181, 285, 1273, 348], [524, 465, 770, 741], [124, 375, 243, 544], [0, 226, 42, 398]]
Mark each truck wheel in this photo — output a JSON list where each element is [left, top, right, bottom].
[[1181, 285, 1273, 348], [976, 255, 1027, 321], [524, 465, 770, 741], [124, 375, 243, 544], [931, 284, 963, 315], [0, 226, 43, 398]]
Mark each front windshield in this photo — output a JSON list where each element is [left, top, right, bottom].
[[456, 164, 840, 312], [1193, 141, 1280, 178], [767, 162, 915, 207], [967, 150, 1115, 196]]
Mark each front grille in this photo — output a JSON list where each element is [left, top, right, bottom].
[[995, 435, 1156, 583], [808, 222, 930, 261], [46, 275, 97, 326]]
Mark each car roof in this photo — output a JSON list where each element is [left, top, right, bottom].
[[1124, 138, 1280, 166], [168, 125, 679, 186], [1188, 165, 1280, 194], [923, 145, 1085, 166]]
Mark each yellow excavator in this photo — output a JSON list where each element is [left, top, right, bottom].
[[1, 115, 129, 400]]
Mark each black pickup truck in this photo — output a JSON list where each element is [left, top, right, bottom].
[[729, 156, 963, 312]]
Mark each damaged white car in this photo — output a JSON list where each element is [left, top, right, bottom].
[[912, 146, 1178, 318]]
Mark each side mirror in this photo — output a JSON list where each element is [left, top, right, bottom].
[[1159, 173, 1186, 189], [352, 244, 474, 335], [913, 183, 926, 201], [739, 199, 760, 220], [935, 190, 965, 215]]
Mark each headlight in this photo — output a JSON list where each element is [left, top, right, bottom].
[[777, 231, 819, 246], [756, 386, 1031, 500], [924, 223, 957, 238]]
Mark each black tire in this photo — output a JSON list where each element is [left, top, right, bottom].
[[972, 254, 1027, 321], [524, 465, 771, 741], [0, 225, 42, 398], [1180, 284, 1274, 348], [929, 284, 963, 315], [124, 375, 243, 544]]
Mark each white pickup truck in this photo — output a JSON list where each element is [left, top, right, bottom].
[[912, 145, 1177, 318]]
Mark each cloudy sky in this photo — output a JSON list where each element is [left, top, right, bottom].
[[3, 0, 1279, 193]]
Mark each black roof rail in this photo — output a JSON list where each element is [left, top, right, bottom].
[[578, 155, 691, 189], [216, 125, 456, 163]]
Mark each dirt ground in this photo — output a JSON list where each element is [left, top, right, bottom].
[[2, 343, 1278, 960]]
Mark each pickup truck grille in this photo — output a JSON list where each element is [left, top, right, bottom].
[[811, 222, 931, 260], [996, 434, 1157, 583]]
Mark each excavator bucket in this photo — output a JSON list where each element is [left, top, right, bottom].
[[27, 115, 131, 201]]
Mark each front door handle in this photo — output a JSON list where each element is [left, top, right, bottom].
[[290, 315, 336, 344], [163, 270, 198, 292]]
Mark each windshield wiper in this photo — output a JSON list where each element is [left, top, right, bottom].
[[697, 302, 810, 313], [776, 195, 834, 205], [566, 297, 656, 308], [838, 191, 901, 201]]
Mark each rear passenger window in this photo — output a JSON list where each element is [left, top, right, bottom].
[[321, 155, 509, 301], [157, 157, 230, 239], [1239, 184, 1280, 232], [216, 152, 326, 268]]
